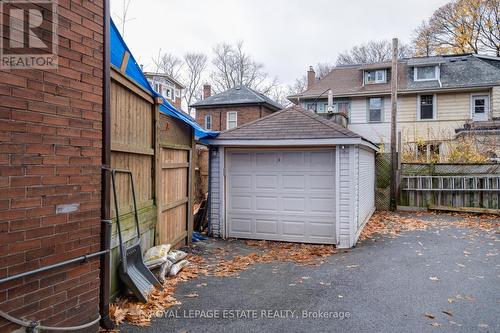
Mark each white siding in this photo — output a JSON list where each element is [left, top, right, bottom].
[[348, 97, 391, 145], [357, 147, 375, 231], [209, 147, 222, 237], [337, 146, 354, 248]]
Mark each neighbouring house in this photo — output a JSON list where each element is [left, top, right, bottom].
[[289, 54, 500, 161], [203, 106, 378, 249], [145, 72, 185, 110], [191, 84, 282, 131]]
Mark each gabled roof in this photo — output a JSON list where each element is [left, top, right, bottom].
[[215, 106, 368, 141], [190, 85, 282, 110]]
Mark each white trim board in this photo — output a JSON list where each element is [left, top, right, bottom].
[[204, 138, 379, 152]]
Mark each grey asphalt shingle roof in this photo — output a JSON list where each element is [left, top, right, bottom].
[[290, 54, 500, 100], [190, 85, 282, 110], [216, 106, 365, 140], [405, 54, 500, 91]]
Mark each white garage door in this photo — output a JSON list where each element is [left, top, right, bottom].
[[226, 149, 336, 244]]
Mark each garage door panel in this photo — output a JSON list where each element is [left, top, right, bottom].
[[255, 219, 278, 235], [282, 175, 305, 190], [255, 196, 278, 211], [282, 197, 305, 213], [309, 174, 334, 190], [227, 149, 335, 244], [309, 222, 335, 238], [282, 220, 305, 236], [231, 217, 252, 233], [309, 197, 335, 214], [230, 195, 252, 210], [230, 174, 252, 189], [281, 151, 305, 169], [309, 151, 334, 170], [255, 175, 278, 189], [255, 152, 277, 168], [230, 153, 252, 170]]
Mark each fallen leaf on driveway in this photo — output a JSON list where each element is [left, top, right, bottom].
[[463, 250, 471, 255], [442, 310, 453, 316], [346, 265, 359, 268], [185, 293, 198, 298], [430, 322, 442, 327], [448, 297, 455, 304], [429, 276, 439, 281], [456, 263, 465, 267], [478, 323, 489, 328], [424, 313, 436, 319]]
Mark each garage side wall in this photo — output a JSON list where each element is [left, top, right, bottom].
[[357, 147, 375, 232], [208, 147, 222, 237], [338, 146, 357, 248]]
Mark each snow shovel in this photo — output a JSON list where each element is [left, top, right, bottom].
[[110, 168, 160, 302]]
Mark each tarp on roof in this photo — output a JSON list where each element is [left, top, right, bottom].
[[110, 19, 218, 139]]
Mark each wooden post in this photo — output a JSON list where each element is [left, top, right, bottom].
[[390, 38, 398, 211], [154, 102, 161, 245], [186, 131, 195, 246]]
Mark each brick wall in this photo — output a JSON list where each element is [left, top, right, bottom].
[[195, 105, 276, 131], [0, 0, 104, 331]]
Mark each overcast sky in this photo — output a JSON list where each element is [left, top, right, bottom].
[[111, 0, 449, 86]]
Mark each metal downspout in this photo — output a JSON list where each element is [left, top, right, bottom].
[[99, 0, 114, 329]]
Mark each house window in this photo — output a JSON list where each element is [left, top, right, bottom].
[[154, 83, 162, 95], [204, 115, 212, 130], [364, 70, 386, 84], [418, 94, 436, 120], [306, 103, 316, 111], [414, 66, 438, 81], [368, 97, 383, 122], [227, 111, 237, 129], [165, 88, 172, 99], [471, 95, 489, 120], [175, 89, 180, 98]]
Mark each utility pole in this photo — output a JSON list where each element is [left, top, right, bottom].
[[390, 38, 398, 211]]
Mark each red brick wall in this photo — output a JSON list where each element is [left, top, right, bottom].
[[195, 105, 276, 131], [0, 0, 104, 331]]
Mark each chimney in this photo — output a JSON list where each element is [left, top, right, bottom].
[[203, 84, 211, 99], [307, 66, 315, 89], [326, 89, 334, 113]]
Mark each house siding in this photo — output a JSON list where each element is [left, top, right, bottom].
[[492, 86, 500, 119], [349, 96, 391, 146], [398, 90, 490, 143]]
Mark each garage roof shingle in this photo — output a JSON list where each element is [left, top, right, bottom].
[[216, 106, 364, 140]]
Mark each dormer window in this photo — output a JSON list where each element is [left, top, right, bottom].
[[414, 66, 439, 81], [364, 70, 386, 84]]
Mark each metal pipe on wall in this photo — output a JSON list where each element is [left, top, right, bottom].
[[99, 0, 115, 329]]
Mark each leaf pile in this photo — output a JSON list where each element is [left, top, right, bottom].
[[212, 241, 336, 277], [359, 211, 499, 241]]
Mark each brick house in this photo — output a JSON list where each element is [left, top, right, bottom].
[[144, 72, 185, 110], [0, 0, 107, 331], [192, 84, 282, 131]]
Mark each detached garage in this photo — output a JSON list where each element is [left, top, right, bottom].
[[204, 106, 378, 248]]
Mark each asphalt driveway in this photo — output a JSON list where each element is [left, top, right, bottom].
[[121, 213, 499, 333]]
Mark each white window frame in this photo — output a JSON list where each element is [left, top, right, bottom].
[[414, 66, 439, 82], [364, 69, 387, 84], [367, 97, 384, 123], [417, 94, 437, 120], [227, 111, 238, 129], [470, 94, 490, 121], [205, 115, 212, 130]]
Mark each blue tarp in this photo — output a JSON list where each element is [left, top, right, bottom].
[[110, 19, 218, 139]]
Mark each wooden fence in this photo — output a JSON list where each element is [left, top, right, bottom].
[[399, 163, 500, 212], [109, 66, 194, 297]]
